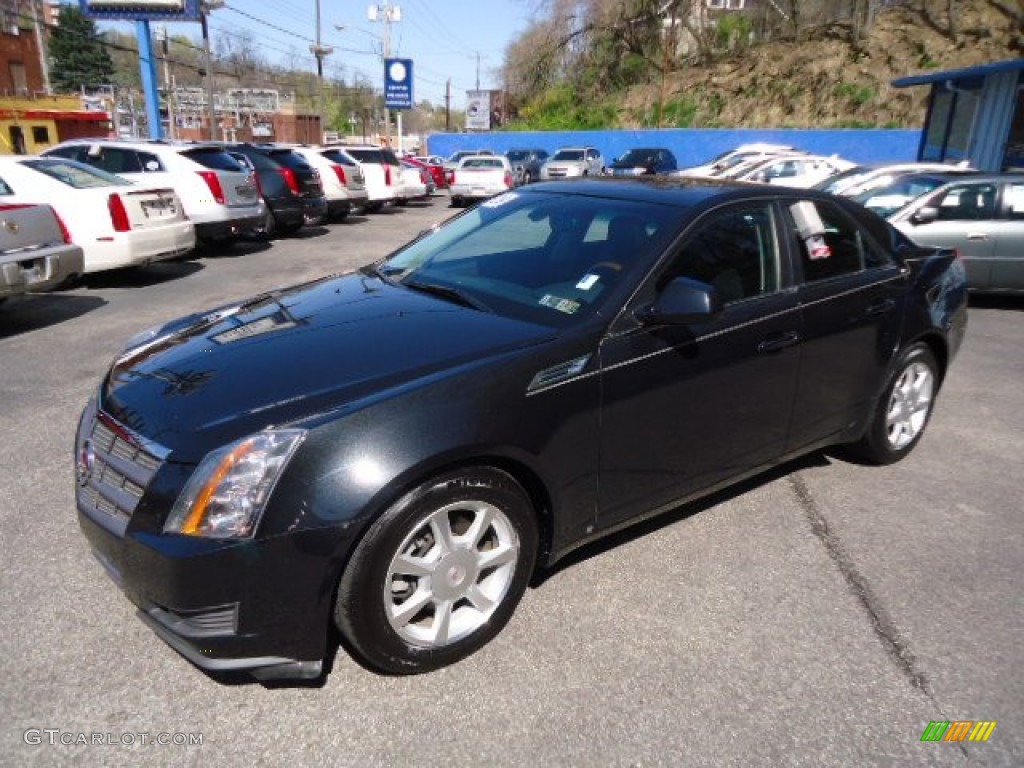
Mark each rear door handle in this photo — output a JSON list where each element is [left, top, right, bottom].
[[758, 330, 801, 353], [966, 233, 989, 241], [865, 298, 896, 316]]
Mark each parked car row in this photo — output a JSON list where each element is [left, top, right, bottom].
[[0, 139, 441, 301], [436, 137, 1022, 293]]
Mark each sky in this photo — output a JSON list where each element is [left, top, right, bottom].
[[89, 0, 533, 109]]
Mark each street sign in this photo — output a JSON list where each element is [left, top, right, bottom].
[[384, 58, 414, 110], [79, 0, 203, 22]]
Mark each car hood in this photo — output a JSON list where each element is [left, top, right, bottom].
[[99, 272, 556, 461]]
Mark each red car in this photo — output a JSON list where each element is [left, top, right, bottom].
[[407, 156, 447, 190]]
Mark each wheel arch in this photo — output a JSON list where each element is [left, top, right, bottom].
[[905, 331, 949, 387], [324, 452, 556, 609]]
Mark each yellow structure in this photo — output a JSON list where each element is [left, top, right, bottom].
[[0, 95, 111, 155]]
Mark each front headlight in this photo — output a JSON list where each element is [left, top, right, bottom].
[[164, 429, 306, 539]]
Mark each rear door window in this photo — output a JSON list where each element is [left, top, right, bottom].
[[86, 147, 143, 174], [22, 158, 129, 188]]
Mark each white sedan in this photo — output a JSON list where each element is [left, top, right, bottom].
[[0, 156, 195, 273], [732, 154, 856, 188]]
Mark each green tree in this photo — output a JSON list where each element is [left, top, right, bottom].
[[49, 5, 115, 92]]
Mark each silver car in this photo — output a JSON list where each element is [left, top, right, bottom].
[[0, 198, 84, 300], [889, 173, 1024, 292], [540, 146, 604, 179]]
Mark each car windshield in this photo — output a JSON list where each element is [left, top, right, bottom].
[[21, 158, 131, 188], [374, 190, 681, 328], [552, 150, 585, 161], [854, 175, 952, 218], [814, 165, 872, 193], [462, 158, 504, 169], [617, 149, 658, 164]]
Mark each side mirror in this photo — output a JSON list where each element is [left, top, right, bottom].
[[910, 206, 939, 225], [637, 277, 723, 325]]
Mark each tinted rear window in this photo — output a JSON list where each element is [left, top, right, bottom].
[[347, 148, 400, 166], [267, 150, 312, 170], [321, 150, 356, 167], [231, 149, 281, 171], [182, 147, 245, 172]]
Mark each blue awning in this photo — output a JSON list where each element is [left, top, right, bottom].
[[892, 58, 1024, 88]]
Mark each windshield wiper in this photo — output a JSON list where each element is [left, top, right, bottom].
[[402, 279, 492, 313]]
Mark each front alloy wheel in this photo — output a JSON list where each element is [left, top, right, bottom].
[[335, 467, 537, 674]]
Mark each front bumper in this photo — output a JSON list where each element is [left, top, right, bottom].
[[74, 404, 351, 680]]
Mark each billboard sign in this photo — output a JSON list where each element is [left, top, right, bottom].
[[384, 58, 414, 110], [465, 90, 490, 131], [79, 0, 202, 22]]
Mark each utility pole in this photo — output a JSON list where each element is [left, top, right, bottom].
[[200, 1, 224, 141], [445, 78, 451, 132], [158, 25, 175, 139], [475, 52, 480, 91], [310, 0, 333, 143], [31, 0, 51, 94]]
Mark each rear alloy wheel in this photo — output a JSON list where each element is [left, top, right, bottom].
[[335, 467, 537, 674], [852, 343, 938, 464]]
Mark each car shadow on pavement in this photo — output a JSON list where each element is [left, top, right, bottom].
[[532, 451, 832, 588], [0, 293, 107, 338], [199, 240, 272, 259], [968, 294, 1023, 311], [289, 226, 331, 240], [80, 260, 205, 290]]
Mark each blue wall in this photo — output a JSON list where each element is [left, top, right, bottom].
[[424, 128, 922, 168]]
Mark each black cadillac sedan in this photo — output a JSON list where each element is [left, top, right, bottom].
[[74, 178, 967, 681]]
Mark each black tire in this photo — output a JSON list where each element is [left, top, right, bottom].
[[850, 343, 939, 465], [451, 197, 463, 208], [364, 201, 383, 213], [335, 467, 538, 674], [259, 208, 277, 240]]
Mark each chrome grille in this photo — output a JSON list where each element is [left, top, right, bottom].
[[76, 408, 166, 536]]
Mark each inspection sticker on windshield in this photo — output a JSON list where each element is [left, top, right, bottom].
[[539, 294, 581, 314], [576, 274, 600, 291], [481, 192, 519, 209]]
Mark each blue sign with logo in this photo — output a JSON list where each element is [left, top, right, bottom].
[[79, 0, 202, 21], [384, 58, 414, 110]]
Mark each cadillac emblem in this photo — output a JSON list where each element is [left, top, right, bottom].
[[2, 219, 18, 234]]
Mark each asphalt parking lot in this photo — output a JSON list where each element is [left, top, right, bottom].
[[1, 197, 1021, 767]]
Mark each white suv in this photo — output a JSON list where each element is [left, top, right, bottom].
[[42, 140, 265, 244], [288, 146, 369, 219], [337, 145, 402, 212]]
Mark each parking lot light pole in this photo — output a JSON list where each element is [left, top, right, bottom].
[[367, 3, 400, 147]]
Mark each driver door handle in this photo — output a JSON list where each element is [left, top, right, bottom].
[[966, 233, 989, 241], [758, 330, 801, 354]]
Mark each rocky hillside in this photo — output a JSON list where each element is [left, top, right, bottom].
[[622, 0, 1023, 128]]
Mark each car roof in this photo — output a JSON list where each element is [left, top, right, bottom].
[[522, 176, 857, 208]]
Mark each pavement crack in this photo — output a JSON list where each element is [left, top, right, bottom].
[[788, 473, 937, 700]]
